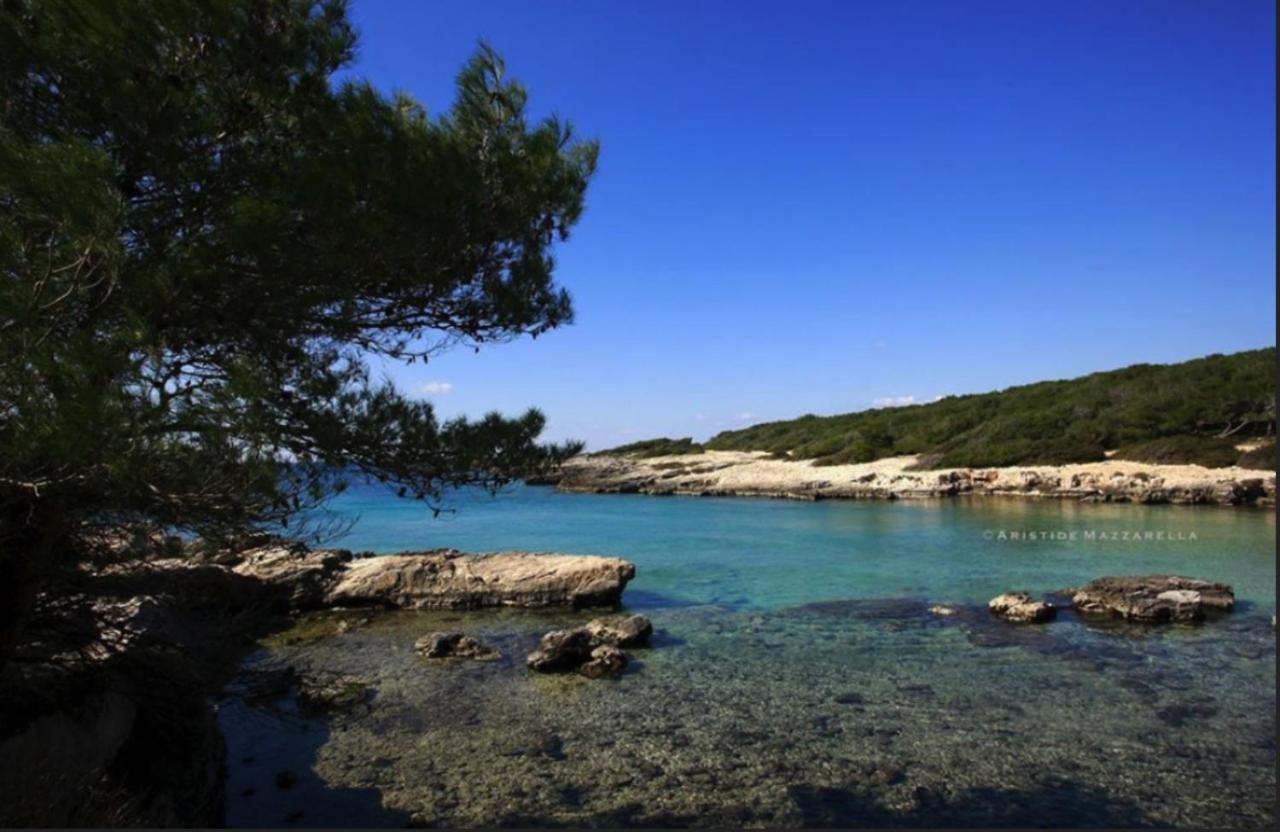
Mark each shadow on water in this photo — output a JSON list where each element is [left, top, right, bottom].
[[616, 588, 706, 611], [787, 777, 1154, 828], [220, 699, 411, 828]]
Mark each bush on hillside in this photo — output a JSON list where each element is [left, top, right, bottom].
[[1113, 436, 1242, 468], [597, 437, 705, 457]]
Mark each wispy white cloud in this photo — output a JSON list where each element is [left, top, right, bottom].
[[873, 338, 887, 350], [694, 413, 708, 422], [417, 381, 454, 396], [872, 395, 916, 408], [737, 411, 756, 421]]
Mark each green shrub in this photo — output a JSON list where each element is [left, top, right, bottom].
[[595, 437, 704, 458], [1114, 436, 1241, 468]]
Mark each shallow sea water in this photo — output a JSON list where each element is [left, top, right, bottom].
[[220, 485, 1276, 827]]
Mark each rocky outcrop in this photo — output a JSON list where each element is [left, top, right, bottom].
[[988, 591, 1057, 623], [232, 545, 353, 609], [526, 614, 652, 678], [1068, 575, 1235, 623], [325, 551, 635, 610], [2, 545, 638, 824], [584, 614, 653, 647], [551, 451, 1276, 507], [414, 631, 500, 661]]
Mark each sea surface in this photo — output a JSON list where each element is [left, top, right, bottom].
[[221, 484, 1277, 827]]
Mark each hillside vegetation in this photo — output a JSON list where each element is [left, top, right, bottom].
[[592, 437, 706, 458], [601, 349, 1276, 469]]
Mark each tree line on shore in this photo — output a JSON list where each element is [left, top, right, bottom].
[[601, 348, 1277, 469]]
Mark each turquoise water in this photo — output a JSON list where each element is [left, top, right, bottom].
[[319, 483, 1277, 613], [221, 486, 1276, 828]]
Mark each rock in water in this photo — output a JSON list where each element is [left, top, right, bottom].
[[1069, 575, 1234, 623], [579, 645, 628, 678], [584, 614, 653, 647], [414, 631, 500, 661], [526, 615, 652, 677], [325, 551, 635, 610], [526, 628, 598, 673], [988, 591, 1057, 623]]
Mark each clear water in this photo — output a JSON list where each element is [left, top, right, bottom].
[[220, 485, 1276, 828]]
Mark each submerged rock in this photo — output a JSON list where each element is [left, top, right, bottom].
[[988, 591, 1057, 623], [414, 631, 500, 661], [296, 672, 371, 714], [325, 551, 636, 610], [1069, 575, 1234, 623]]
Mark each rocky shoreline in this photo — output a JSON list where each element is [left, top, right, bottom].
[[547, 450, 1276, 506], [1, 530, 1268, 826], [0, 543, 635, 827]]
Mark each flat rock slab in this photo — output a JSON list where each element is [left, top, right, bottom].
[[325, 551, 636, 610], [232, 545, 352, 609], [1069, 575, 1234, 623]]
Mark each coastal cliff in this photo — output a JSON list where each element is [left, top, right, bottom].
[[549, 450, 1276, 506]]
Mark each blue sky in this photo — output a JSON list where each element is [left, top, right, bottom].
[[346, 0, 1276, 450]]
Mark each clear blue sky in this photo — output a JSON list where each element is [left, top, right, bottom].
[[346, 0, 1276, 450]]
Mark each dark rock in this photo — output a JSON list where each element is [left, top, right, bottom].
[[274, 770, 297, 790], [526, 618, 650, 677], [526, 628, 598, 673], [579, 645, 628, 678], [1069, 575, 1234, 623], [413, 631, 500, 661]]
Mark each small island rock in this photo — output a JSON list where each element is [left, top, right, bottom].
[[526, 614, 652, 677], [526, 628, 597, 673], [988, 591, 1056, 623], [1069, 575, 1234, 623], [326, 551, 636, 610]]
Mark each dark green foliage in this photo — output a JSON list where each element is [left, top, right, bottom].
[[596, 437, 705, 458], [1236, 442, 1276, 471], [705, 349, 1275, 469], [0, 0, 597, 653], [1113, 436, 1243, 468]]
